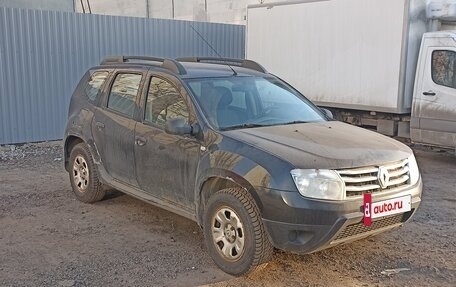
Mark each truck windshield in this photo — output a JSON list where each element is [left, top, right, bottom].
[[185, 76, 326, 130]]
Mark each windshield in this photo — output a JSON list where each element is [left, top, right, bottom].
[[185, 76, 326, 130]]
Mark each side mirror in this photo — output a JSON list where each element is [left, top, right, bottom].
[[165, 117, 193, 135], [165, 118, 200, 136], [320, 108, 334, 119]]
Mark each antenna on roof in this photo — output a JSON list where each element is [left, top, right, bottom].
[[189, 24, 237, 76]]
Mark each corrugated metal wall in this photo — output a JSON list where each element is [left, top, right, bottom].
[[0, 0, 73, 12], [0, 7, 245, 144]]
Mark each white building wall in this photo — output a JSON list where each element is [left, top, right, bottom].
[[76, 0, 149, 17], [74, 0, 287, 24], [0, 0, 281, 24]]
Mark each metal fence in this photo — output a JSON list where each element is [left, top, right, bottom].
[[0, 7, 245, 144]]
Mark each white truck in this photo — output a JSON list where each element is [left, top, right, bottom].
[[246, 0, 456, 150]]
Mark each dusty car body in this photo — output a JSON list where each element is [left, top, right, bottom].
[[64, 56, 422, 275]]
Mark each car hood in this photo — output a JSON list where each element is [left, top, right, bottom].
[[223, 121, 412, 169]]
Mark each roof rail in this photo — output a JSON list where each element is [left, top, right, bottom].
[[100, 56, 187, 75], [176, 57, 267, 73]]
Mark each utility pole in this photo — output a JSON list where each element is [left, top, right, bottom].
[[78, 0, 92, 14], [146, 0, 150, 18], [172, 0, 175, 19], [80, 0, 85, 13]]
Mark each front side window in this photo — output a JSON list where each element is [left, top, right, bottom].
[[432, 50, 456, 89], [107, 73, 142, 117], [85, 71, 109, 101], [186, 76, 325, 130], [145, 77, 189, 127]]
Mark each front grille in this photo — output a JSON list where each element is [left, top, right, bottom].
[[332, 213, 410, 242], [336, 159, 410, 197]]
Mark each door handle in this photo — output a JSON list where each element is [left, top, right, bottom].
[[135, 136, 147, 146], [95, 122, 105, 129], [423, 91, 436, 96]]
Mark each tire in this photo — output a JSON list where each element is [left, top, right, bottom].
[[203, 187, 273, 276], [68, 143, 105, 203]]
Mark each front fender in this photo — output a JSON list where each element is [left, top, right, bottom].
[[195, 150, 272, 222]]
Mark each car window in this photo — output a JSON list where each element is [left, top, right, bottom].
[[185, 76, 325, 130], [188, 80, 247, 110], [145, 77, 189, 127], [107, 73, 142, 117], [432, 50, 456, 89], [85, 71, 109, 101]]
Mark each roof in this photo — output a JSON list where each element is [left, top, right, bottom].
[[96, 56, 268, 79], [179, 62, 267, 78]]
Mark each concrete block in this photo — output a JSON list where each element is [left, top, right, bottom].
[[398, 121, 410, 139], [377, 119, 398, 136], [361, 118, 377, 127]]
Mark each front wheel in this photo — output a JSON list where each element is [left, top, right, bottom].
[[203, 188, 273, 276]]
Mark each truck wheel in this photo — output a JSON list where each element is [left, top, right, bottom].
[[203, 188, 273, 276], [69, 143, 105, 203]]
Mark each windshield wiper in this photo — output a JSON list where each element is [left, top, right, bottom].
[[220, 123, 268, 131], [282, 120, 309, 125]]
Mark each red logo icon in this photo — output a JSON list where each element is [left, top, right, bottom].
[[363, 193, 372, 226]]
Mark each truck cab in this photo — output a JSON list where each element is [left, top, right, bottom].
[[411, 31, 456, 149]]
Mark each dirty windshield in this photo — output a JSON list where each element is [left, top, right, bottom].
[[185, 77, 326, 130]]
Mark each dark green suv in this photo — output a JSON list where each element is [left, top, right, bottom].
[[64, 56, 422, 275]]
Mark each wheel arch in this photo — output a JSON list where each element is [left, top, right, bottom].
[[64, 135, 101, 172], [196, 170, 264, 226], [64, 135, 84, 172]]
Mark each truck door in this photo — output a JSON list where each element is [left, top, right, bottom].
[[412, 47, 456, 148]]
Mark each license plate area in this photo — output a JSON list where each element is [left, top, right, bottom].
[[363, 194, 411, 226], [372, 195, 411, 218]]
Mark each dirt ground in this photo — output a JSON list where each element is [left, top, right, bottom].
[[0, 141, 455, 287]]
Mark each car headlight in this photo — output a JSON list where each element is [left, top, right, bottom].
[[408, 153, 420, 185], [290, 169, 346, 200]]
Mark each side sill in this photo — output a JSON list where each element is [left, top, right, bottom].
[[97, 164, 197, 222]]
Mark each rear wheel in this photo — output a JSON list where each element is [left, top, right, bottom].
[[69, 143, 105, 203], [203, 188, 273, 276]]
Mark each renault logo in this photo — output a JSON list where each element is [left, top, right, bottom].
[[378, 166, 390, 189]]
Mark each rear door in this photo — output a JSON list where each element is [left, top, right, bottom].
[[134, 74, 201, 210], [92, 70, 146, 186], [413, 46, 456, 148]]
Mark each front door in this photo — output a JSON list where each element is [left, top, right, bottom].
[[134, 75, 200, 210], [92, 72, 145, 186], [412, 46, 456, 148]]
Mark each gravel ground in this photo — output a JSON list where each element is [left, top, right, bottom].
[[0, 141, 455, 287]]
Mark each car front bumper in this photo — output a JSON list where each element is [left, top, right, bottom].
[[257, 178, 423, 254]]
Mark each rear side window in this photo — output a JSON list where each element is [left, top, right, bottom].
[[432, 50, 456, 89], [107, 73, 142, 117], [85, 71, 109, 101]]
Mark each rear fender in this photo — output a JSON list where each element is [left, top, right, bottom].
[[64, 108, 100, 170]]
